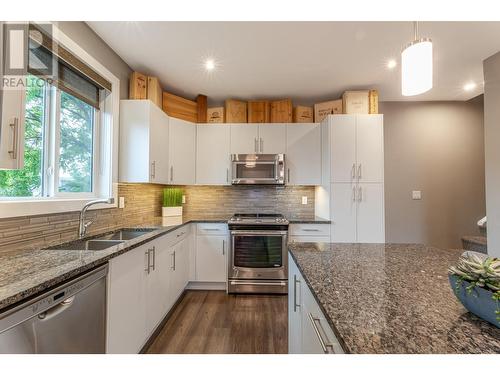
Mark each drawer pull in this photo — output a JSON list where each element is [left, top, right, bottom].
[[293, 274, 300, 312], [308, 313, 335, 354], [302, 229, 320, 232]]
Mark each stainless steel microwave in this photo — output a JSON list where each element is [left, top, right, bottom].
[[231, 154, 285, 185]]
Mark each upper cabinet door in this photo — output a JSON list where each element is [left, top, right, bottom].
[[230, 124, 259, 154], [148, 103, 170, 184], [330, 115, 356, 183], [286, 123, 321, 185], [196, 124, 231, 185], [355, 115, 384, 183], [258, 124, 286, 154], [169, 117, 196, 185], [0, 88, 25, 169]]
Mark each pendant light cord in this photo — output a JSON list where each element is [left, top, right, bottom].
[[414, 21, 418, 40]]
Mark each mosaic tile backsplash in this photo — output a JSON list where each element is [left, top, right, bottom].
[[0, 183, 314, 253]]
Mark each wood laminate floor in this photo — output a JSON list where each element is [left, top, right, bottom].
[[146, 290, 288, 354]]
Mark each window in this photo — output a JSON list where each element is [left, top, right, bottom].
[[0, 75, 98, 198]]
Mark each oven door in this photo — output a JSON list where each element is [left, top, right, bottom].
[[228, 230, 288, 281]]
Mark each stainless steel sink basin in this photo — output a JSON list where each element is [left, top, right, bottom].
[[46, 239, 125, 251], [94, 228, 156, 241], [43, 228, 156, 251]]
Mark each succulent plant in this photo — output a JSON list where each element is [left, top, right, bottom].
[[449, 251, 500, 322]]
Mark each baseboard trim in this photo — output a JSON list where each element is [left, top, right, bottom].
[[186, 281, 227, 290]]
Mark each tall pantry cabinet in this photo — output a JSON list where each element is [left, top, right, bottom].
[[320, 114, 385, 243]]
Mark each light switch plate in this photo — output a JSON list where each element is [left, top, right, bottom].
[[182, 195, 186, 204], [118, 196, 125, 208], [302, 196, 308, 205], [412, 191, 422, 200]]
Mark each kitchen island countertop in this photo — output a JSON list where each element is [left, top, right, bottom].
[[289, 242, 500, 354]]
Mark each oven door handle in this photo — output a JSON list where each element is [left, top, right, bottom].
[[229, 281, 287, 286], [230, 230, 288, 236]]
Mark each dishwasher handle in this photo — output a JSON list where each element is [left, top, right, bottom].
[[37, 296, 75, 321]]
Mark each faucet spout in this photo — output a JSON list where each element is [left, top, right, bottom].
[[78, 198, 114, 238]]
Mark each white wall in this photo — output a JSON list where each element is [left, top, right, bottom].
[[484, 51, 500, 257]]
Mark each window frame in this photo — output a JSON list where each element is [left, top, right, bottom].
[[0, 22, 119, 218]]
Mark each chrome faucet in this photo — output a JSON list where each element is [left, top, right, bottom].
[[78, 198, 115, 238]]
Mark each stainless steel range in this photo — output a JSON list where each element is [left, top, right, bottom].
[[227, 213, 289, 294]]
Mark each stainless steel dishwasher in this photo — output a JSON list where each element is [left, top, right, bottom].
[[0, 265, 107, 354]]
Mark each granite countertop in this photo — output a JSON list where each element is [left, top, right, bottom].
[[289, 242, 500, 354], [0, 217, 228, 312]]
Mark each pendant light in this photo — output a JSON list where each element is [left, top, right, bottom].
[[401, 22, 433, 96]]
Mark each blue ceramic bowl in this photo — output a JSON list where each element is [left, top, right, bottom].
[[449, 274, 500, 328]]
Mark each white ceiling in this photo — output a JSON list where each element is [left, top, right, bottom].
[[87, 21, 500, 105]]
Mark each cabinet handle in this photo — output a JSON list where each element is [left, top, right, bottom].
[[357, 164, 362, 180], [358, 186, 362, 202], [145, 250, 151, 274], [260, 138, 263, 153], [351, 163, 356, 180], [170, 166, 173, 182], [293, 274, 301, 312], [302, 228, 320, 232], [151, 246, 156, 271], [254, 138, 258, 153], [222, 239, 225, 255], [8, 118, 19, 160], [287, 168, 290, 183], [226, 168, 229, 183], [204, 228, 220, 231], [171, 251, 176, 271], [176, 231, 185, 238], [150, 161, 156, 179], [308, 313, 335, 354], [352, 186, 356, 202]]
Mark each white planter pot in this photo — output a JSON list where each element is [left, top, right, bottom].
[[162, 206, 183, 217], [162, 206, 183, 226]]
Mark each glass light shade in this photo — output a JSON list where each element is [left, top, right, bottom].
[[401, 39, 433, 96]]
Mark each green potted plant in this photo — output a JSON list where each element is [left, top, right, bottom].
[[448, 251, 500, 328], [162, 188, 183, 225]]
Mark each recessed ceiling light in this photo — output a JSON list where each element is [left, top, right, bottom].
[[387, 59, 397, 69], [463, 82, 477, 92], [204, 59, 215, 71]]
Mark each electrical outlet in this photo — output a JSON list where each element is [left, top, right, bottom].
[[412, 191, 422, 200], [182, 195, 186, 204], [302, 196, 308, 205], [118, 196, 125, 208]]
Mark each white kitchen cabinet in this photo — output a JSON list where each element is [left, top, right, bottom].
[[144, 237, 172, 335], [230, 123, 286, 154], [288, 253, 302, 354], [169, 117, 196, 185], [356, 183, 385, 243], [330, 115, 356, 183], [321, 114, 385, 243], [328, 114, 383, 184], [196, 124, 231, 184], [195, 233, 228, 282], [258, 124, 286, 154], [230, 124, 259, 154], [289, 223, 330, 243], [0, 88, 25, 169], [119, 100, 170, 184], [356, 115, 384, 183], [288, 255, 344, 354], [286, 123, 321, 185], [331, 183, 357, 242], [169, 235, 190, 301], [107, 242, 148, 354]]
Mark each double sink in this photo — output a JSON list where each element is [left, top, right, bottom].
[[45, 228, 157, 251]]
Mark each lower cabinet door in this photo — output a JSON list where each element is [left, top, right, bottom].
[[288, 254, 302, 354], [169, 238, 190, 302], [331, 183, 357, 242], [195, 235, 227, 282], [300, 279, 344, 354], [356, 183, 385, 243], [107, 244, 148, 353], [145, 238, 172, 335]]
